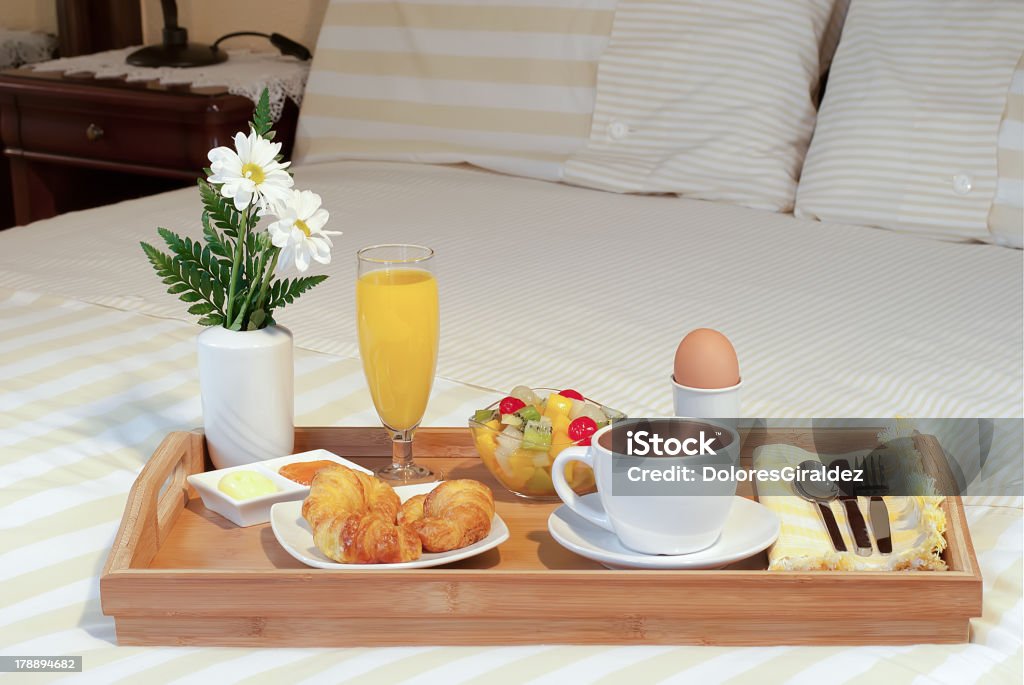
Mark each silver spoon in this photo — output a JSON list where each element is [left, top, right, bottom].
[[793, 460, 847, 552]]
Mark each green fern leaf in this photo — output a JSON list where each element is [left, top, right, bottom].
[[252, 88, 273, 137], [248, 309, 267, 330], [267, 275, 328, 309], [212, 283, 225, 310], [140, 241, 170, 270], [188, 302, 215, 315], [197, 314, 225, 327], [143, 239, 230, 326], [202, 213, 232, 258], [198, 180, 241, 239]]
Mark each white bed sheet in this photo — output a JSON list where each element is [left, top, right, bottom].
[[0, 162, 1022, 683], [0, 161, 1020, 418]]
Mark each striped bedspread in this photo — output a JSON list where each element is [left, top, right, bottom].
[[1, 288, 1020, 684], [1, 160, 1021, 682]]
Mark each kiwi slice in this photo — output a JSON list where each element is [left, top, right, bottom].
[[522, 416, 553, 449], [473, 409, 497, 424], [515, 405, 541, 423]]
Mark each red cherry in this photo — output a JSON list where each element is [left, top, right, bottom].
[[499, 396, 526, 415], [568, 416, 599, 446], [559, 388, 584, 401]]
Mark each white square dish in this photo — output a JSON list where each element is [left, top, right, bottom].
[[186, 449, 371, 527]]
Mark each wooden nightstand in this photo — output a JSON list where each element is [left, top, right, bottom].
[[0, 68, 298, 228]]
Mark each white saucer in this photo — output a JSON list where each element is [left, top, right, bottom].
[[271, 481, 509, 570], [548, 495, 779, 570]]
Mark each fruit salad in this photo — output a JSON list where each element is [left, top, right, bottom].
[[469, 386, 625, 499]]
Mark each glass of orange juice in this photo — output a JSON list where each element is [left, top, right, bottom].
[[356, 244, 439, 482]]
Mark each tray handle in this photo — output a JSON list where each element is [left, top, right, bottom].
[[912, 432, 979, 576], [103, 430, 205, 573]]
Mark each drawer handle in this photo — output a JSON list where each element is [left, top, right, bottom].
[[86, 123, 104, 142]]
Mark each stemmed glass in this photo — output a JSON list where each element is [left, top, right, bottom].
[[356, 244, 438, 482]]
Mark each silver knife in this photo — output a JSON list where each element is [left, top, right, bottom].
[[833, 459, 873, 556], [869, 496, 892, 555], [862, 454, 892, 555]]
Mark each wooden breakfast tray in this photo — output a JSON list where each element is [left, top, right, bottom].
[[100, 427, 982, 647]]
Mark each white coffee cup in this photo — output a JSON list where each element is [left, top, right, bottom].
[[552, 418, 739, 555]]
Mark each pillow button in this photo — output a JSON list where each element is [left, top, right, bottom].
[[952, 172, 973, 195], [607, 121, 629, 140]]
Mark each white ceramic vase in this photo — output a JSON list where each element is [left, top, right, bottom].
[[197, 325, 295, 469]]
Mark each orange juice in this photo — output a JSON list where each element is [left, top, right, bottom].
[[356, 268, 439, 431]]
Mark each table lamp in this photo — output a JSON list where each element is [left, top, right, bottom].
[[127, 0, 227, 68]]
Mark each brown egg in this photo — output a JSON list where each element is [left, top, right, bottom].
[[673, 328, 740, 389]]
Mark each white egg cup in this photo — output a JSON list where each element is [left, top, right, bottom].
[[671, 375, 742, 421]]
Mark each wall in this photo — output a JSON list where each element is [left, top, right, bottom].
[[140, 0, 329, 53], [1, 0, 58, 33]]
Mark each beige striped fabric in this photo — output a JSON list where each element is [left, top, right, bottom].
[[1, 161, 1021, 419], [818, 0, 849, 75], [293, 0, 615, 181], [795, 0, 1024, 244], [2, 288, 1022, 683], [561, 0, 837, 212], [989, 55, 1024, 248]]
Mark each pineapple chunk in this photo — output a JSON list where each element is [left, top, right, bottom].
[[549, 429, 572, 458], [545, 393, 574, 418], [474, 429, 496, 451], [475, 421, 500, 449], [524, 467, 553, 494], [551, 413, 571, 436], [509, 450, 535, 472], [569, 463, 596, 492]]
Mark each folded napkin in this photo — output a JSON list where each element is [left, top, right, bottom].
[[754, 443, 947, 571]]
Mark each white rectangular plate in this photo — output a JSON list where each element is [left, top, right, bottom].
[[187, 449, 371, 527]]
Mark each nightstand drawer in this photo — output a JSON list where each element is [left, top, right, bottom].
[[16, 104, 192, 169], [1, 67, 298, 226]]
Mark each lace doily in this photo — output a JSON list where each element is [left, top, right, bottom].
[[0, 29, 57, 69], [29, 47, 309, 121]]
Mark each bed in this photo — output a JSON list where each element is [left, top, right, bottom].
[[0, 159, 1021, 682]]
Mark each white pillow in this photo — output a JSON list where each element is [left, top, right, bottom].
[[795, 0, 1024, 244], [562, 0, 838, 212], [293, 0, 616, 182], [989, 56, 1023, 249]]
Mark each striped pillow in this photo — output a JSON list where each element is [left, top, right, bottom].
[[989, 57, 1023, 249], [794, 0, 1024, 245], [562, 0, 838, 212], [819, 0, 849, 75], [293, 0, 615, 181]]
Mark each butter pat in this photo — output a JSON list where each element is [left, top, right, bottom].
[[218, 470, 278, 500]]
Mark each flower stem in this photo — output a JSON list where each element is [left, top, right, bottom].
[[255, 249, 280, 311], [225, 205, 253, 326], [233, 246, 269, 329]]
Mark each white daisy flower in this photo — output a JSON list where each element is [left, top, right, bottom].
[[207, 130, 293, 211], [266, 190, 340, 273]]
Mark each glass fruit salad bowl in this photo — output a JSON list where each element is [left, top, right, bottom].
[[468, 386, 626, 500]]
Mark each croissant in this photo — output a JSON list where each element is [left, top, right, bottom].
[[399, 480, 494, 553], [398, 493, 426, 524], [301, 465, 421, 564]]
